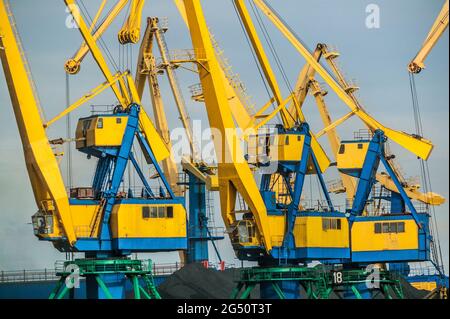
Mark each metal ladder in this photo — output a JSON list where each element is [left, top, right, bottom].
[[88, 198, 106, 237]]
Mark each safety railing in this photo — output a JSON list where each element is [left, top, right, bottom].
[[0, 262, 195, 283], [300, 199, 338, 212], [0, 269, 58, 283], [89, 104, 116, 115], [163, 49, 206, 64], [188, 226, 225, 239], [353, 129, 372, 141], [189, 83, 204, 100], [150, 262, 184, 276]]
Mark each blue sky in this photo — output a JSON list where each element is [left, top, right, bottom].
[[0, 0, 448, 272]]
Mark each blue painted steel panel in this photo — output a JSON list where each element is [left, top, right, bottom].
[[116, 237, 187, 251], [351, 249, 426, 262], [271, 247, 350, 260]]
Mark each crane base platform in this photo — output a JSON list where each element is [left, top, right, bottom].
[[49, 258, 161, 299], [231, 266, 405, 299]]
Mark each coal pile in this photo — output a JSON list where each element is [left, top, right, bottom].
[[158, 263, 252, 299], [397, 276, 429, 299]]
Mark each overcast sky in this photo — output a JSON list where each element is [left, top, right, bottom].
[[0, 0, 448, 273]]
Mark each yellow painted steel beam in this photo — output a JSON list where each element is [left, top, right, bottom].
[[285, 44, 323, 126], [252, 0, 434, 160], [118, 0, 146, 44], [409, 0, 449, 73], [229, 3, 332, 171], [234, 0, 291, 126], [316, 111, 356, 138], [174, 0, 254, 130], [252, 97, 276, 120], [310, 80, 357, 199], [134, 23, 179, 193], [0, 0, 77, 244], [45, 72, 127, 128], [183, 0, 272, 251], [65, 0, 130, 108], [253, 95, 291, 131], [290, 95, 330, 173], [65, 0, 130, 74], [135, 18, 155, 97], [151, 17, 200, 161], [376, 174, 445, 206], [181, 158, 219, 191], [126, 74, 170, 162]]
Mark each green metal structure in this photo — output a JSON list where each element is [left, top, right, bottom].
[[231, 266, 404, 299], [49, 258, 161, 299]]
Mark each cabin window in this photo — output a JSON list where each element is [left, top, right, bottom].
[[331, 219, 337, 229], [322, 218, 330, 230], [150, 207, 158, 218], [238, 224, 250, 243], [375, 222, 406, 234], [358, 143, 363, 149], [142, 207, 150, 219], [167, 207, 174, 218], [338, 144, 346, 154], [97, 118, 104, 129], [116, 118, 122, 124], [389, 223, 398, 233], [143, 206, 175, 219], [297, 136, 301, 142], [285, 136, 290, 145], [375, 223, 382, 234], [157, 207, 166, 218], [322, 218, 342, 231], [82, 119, 92, 136]]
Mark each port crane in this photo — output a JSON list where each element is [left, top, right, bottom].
[[408, 0, 449, 74], [289, 43, 445, 206], [0, 0, 192, 299], [179, 0, 441, 298], [282, 39, 446, 291]]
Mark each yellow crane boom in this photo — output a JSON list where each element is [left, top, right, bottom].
[[174, 0, 256, 130], [135, 18, 180, 195], [409, 0, 449, 73], [182, 0, 273, 251], [151, 17, 200, 161], [251, 0, 434, 161], [309, 79, 358, 199], [0, 0, 77, 245]]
